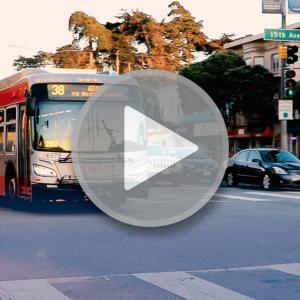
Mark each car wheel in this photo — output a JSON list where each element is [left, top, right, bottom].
[[261, 174, 272, 190], [226, 171, 238, 187]]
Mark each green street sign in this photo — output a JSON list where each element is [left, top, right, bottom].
[[264, 28, 300, 42]]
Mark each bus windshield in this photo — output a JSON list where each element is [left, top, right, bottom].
[[32, 83, 144, 152], [33, 101, 84, 152]]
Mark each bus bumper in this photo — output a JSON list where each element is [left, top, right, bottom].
[[31, 183, 85, 202]]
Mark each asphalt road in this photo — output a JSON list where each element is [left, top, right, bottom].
[[0, 184, 300, 300]]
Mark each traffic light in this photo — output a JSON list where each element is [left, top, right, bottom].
[[279, 46, 287, 59], [287, 45, 299, 64], [285, 69, 296, 98]]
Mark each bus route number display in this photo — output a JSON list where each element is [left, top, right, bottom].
[[47, 84, 100, 99]]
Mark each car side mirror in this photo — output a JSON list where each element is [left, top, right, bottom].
[[26, 97, 36, 116], [252, 158, 261, 164]]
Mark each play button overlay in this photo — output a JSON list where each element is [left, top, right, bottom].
[[124, 106, 198, 191], [72, 70, 228, 227]]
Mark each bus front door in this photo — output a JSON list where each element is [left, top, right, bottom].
[[18, 106, 31, 197]]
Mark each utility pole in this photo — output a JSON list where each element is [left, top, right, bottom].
[[280, 0, 288, 150]]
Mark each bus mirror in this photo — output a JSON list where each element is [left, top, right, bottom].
[[26, 97, 36, 116], [24, 89, 31, 98]]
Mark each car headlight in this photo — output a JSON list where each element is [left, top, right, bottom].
[[33, 165, 57, 177], [272, 167, 288, 175]]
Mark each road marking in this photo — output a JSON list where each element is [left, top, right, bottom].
[[0, 279, 71, 300], [210, 200, 231, 203], [268, 263, 300, 276], [16, 262, 300, 285], [246, 191, 300, 200], [134, 271, 253, 300], [214, 193, 274, 202], [188, 263, 300, 276], [1, 262, 298, 300]]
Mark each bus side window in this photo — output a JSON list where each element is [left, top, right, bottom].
[[0, 110, 4, 124], [5, 107, 16, 153], [0, 110, 4, 151], [0, 126, 4, 151], [6, 107, 16, 122]]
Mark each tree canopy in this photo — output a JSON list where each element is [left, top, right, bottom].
[[13, 2, 228, 73], [69, 11, 112, 51], [164, 1, 208, 63], [13, 52, 51, 71], [180, 52, 277, 126]]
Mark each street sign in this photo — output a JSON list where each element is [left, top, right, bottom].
[[262, 0, 282, 14], [279, 100, 293, 120], [264, 28, 300, 42], [288, 0, 300, 13]]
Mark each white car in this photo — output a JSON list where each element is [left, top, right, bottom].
[[147, 143, 182, 185]]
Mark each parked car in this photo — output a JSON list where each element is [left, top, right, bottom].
[[226, 148, 300, 190], [169, 147, 217, 179], [147, 143, 182, 185]]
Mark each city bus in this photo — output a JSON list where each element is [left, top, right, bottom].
[[0, 68, 147, 205]]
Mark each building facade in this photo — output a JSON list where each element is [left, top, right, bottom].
[[224, 22, 300, 156]]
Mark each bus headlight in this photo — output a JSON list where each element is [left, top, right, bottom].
[[33, 165, 57, 177]]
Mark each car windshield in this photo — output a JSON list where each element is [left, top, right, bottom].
[[171, 148, 207, 159], [260, 150, 300, 163], [33, 101, 84, 152]]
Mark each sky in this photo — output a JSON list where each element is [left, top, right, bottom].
[[1, 0, 300, 79]]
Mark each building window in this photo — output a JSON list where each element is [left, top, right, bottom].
[[271, 53, 279, 73], [245, 57, 252, 65], [254, 56, 264, 66]]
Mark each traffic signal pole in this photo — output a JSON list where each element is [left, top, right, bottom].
[[280, 0, 288, 150]]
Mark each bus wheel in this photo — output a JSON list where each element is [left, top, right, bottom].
[[6, 176, 17, 204]]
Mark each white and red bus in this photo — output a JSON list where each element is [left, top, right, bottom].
[[0, 68, 126, 204]]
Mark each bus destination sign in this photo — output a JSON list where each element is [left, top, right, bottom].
[[47, 84, 100, 99]]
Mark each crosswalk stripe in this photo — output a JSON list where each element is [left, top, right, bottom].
[[284, 190, 300, 194], [246, 191, 300, 199], [0, 279, 71, 300], [212, 263, 300, 277], [210, 200, 231, 203], [134, 271, 253, 300], [1, 262, 299, 300], [270, 263, 300, 276], [214, 193, 274, 202]]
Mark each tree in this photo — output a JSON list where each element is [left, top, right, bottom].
[[224, 64, 277, 127], [207, 33, 235, 53], [69, 11, 112, 70], [69, 11, 112, 51], [180, 51, 245, 122], [164, 1, 209, 65], [13, 52, 51, 71], [52, 45, 94, 69], [106, 19, 138, 73], [13, 3, 226, 73], [114, 10, 180, 71], [180, 52, 277, 126]]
